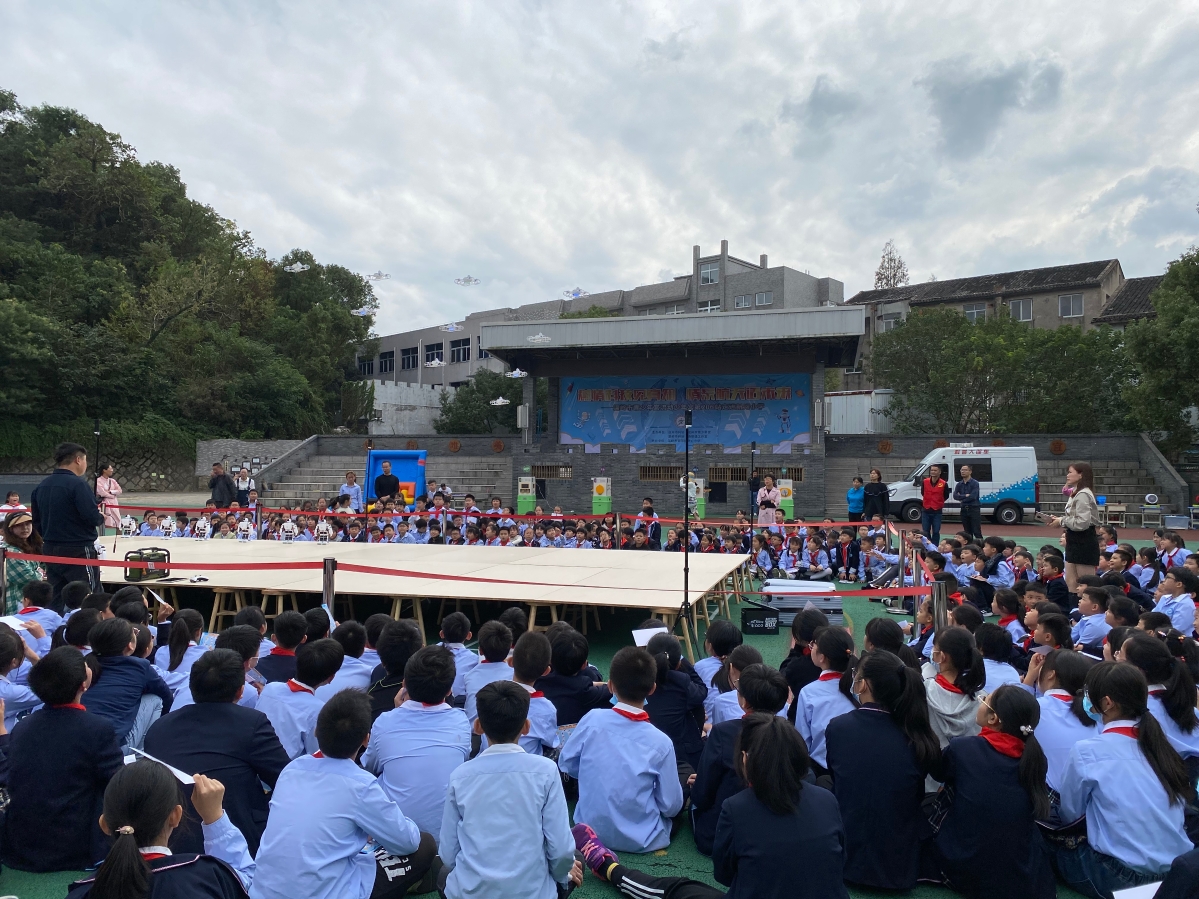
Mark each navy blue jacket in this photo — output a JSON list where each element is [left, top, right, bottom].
[[68, 853, 249, 898], [1042, 574, 1072, 610], [780, 647, 821, 724], [83, 654, 174, 740], [645, 666, 707, 769], [826, 705, 930, 890], [1157, 847, 1199, 899], [691, 718, 746, 855], [713, 786, 848, 899], [829, 541, 861, 576], [952, 478, 980, 506], [4, 706, 124, 871], [931, 735, 1055, 899], [144, 701, 290, 856], [535, 670, 612, 726], [254, 650, 298, 684], [30, 467, 104, 545]]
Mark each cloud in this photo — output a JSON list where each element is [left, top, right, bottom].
[[780, 75, 860, 155]]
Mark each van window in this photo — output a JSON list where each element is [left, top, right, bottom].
[[954, 459, 993, 482], [905, 463, 929, 482]]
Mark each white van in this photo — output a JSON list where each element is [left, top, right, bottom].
[[888, 445, 1039, 526]]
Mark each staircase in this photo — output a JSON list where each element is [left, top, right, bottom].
[[425, 457, 512, 504], [262, 454, 365, 505], [1036, 460, 1166, 516]]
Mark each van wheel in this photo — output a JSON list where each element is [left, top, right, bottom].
[[993, 503, 1022, 526], [900, 502, 921, 523]]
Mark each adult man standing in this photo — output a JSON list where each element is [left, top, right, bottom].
[[374, 460, 400, 504], [920, 464, 950, 545], [748, 469, 762, 518], [30, 442, 104, 611], [208, 462, 236, 509], [953, 464, 982, 543]]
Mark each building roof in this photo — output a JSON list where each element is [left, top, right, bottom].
[[627, 278, 691, 307], [1092, 275, 1164, 325], [846, 260, 1119, 307]]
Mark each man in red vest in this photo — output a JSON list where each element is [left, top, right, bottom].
[[921, 464, 950, 544]]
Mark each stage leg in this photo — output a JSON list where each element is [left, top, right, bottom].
[[679, 614, 697, 663]]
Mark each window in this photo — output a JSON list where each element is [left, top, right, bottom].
[[1059, 294, 1083, 318], [707, 466, 748, 482], [755, 291, 773, 307], [879, 312, 901, 333], [450, 337, 471, 363], [401, 347, 418, 370], [699, 262, 719, 285], [639, 308, 654, 316], [639, 465, 685, 482], [1010, 298, 1033, 322], [697, 298, 721, 313], [424, 342, 443, 364], [531, 465, 573, 479], [378, 351, 394, 373], [953, 459, 993, 482], [357, 358, 374, 376], [962, 303, 987, 323], [476, 335, 489, 359], [734, 295, 751, 309], [662, 304, 685, 315]]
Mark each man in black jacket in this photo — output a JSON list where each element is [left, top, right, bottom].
[[208, 462, 236, 508], [30, 442, 105, 611], [373, 459, 401, 504], [952, 464, 982, 543]]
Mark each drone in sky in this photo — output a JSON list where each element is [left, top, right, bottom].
[[527, 332, 551, 344], [367, 271, 391, 281], [563, 287, 589, 299], [351, 308, 372, 317], [505, 368, 527, 378], [282, 262, 310, 273], [455, 275, 481, 286], [439, 322, 465, 332], [489, 397, 511, 406]]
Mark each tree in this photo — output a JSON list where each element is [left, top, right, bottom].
[[433, 369, 524, 434], [560, 304, 619, 319], [1124, 247, 1199, 456], [874, 239, 910, 290]]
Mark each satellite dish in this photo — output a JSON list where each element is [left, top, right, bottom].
[[489, 397, 511, 406], [1145, 493, 1159, 505], [282, 262, 310, 273], [505, 368, 527, 378]]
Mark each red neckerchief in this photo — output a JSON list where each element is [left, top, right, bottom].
[[18, 607, 41, 615], [270, 648, 295, 657], [1122, 583, 1131, 594], [935, 674, 964, 694], [948, 592, 963, 607], [312, 750, 324, 758], [1045, 689, 1072, 703], [809, 550, 821, 566], [980, 727, 1024, 758], [1044, 573, 1064, 583], [818, 671, 841, 682], [529, 691, 545, 698], [52, 703, 86, 711], [141, 852, 168, 861], [998, 615, 1018, 627], [287, 679, 315, 695], [1150, 688, 1166, 698], [613, 707, 650, 721], [1104, 726, 1139, 738]]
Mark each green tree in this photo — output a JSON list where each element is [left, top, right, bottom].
[[434, 369, 526, 434], [559, 304, 619, 319]]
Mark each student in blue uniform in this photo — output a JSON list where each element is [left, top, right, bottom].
[[0, 626, 42, 731], [153, 609, 207, 695], [794, 627, 856, 774], [1120, 633, 1199, 781], [992, 588, 1028, 644], [862, 616, 923, 670], [644, 632, 707, 771], [439, 680, 582, 899], [438, 611, 479, 700], [1072, 587, 1113, 652], [691, 663, 789, 856], [508, 631, 560, 756], [81, 617, 174, 750], [252, 690, 438, 899], [1054, 662, 1194, 898], [925, 684, 1056, 899], [462, 621, 514, 723], [558, 646, 684, 853], [574, 714, 849, 899], [66, 761, 254, 899], [255, 638, 342, 759], [975, 623, 1023, 693], [825, 649, 940, 890], [1155, 568, 1199, 635], [1021, 649, 1097, 820], [780, 609, 828, 724], [254, 611, 307, 684], [316, 621, 374, 699], [710, 645, 765, 726], [536, 628, 611, 725], [361, 645, 471, 845], [696, 619, 743, 723], [15, 581, 61, 654]]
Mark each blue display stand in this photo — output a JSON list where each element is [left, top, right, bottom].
[[365, 450, 427, 506]]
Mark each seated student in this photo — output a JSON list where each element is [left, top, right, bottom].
[[83, 617, 174, 749], [507, 631, 560, 756], [950, 600, 985, 633], [794, 627, 856, 775], [697, 619, 744, 723], [1034, 612, 1072, 655], [234, 605, 273, 660], [799, 535, 833, 581], [463, 620, 514, 723], [0, 625, 42, 730], [153, 609, 206, 695], [578, 714, 849, 899], [1104, 594, 1140, 630], [710, 644, 765, 726], [252, 691, 438, 899], [1020, 649, 1097, 816], [779, 609, 828, 723], [924, 627, 984, 749], [993, 588, 1028, 644], [440, 681, 581, 898], [316, 621, 373, 700], [3, 647, 124, 872], [926, 685, 1055, 898], [303, 606, 331, 643], [826, 649, 939, 891], [255, 610, 307, 684], [64, 607, 101, 652], [143, 648, 290, 856], [60, 581, 93, 620], [367, 619, 424, 721], [255, 638, 343, 759], [691, 663, 789, 857], [1055, 663, 1194, 899], [16, 581, 60, 654], [1040, 554, 1072, 608], [644, 632, 706, 770], [1072, 587, 1113, 653], [862, 617, 923, 670], [1121, 633, 1199, 782], [976, 623, 1022, 692], [1155, 567, 1199, 635], [536, 628, 611, 726], [438, 611, 479, 700], [66, 763, 254, 899], [559, 646, 684, 853], [363, 645, 471, 845], [361, 612, 392, 670], [1139, 610, 1173, 633], [497, 606, 529, 646], [172, 625, 264, 711], [900, 597, 936, 661]]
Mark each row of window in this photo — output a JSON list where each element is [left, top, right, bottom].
[[360, 337, 490, 375], [877, 293, 1086, 332], [638, 292, 774, 316]]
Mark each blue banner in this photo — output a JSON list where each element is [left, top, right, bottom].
[[559, 374, 811, 451]]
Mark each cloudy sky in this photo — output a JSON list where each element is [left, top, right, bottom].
[[3, 1, 1198, 334]]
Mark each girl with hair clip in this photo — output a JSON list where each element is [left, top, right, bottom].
[[1120, 633, 1199, 782], [1054, 663, 1194, 899], [927, 685, 1055, 899], [825, 650, 940, 890], [66, 760, 255, 899], [923, 627, 986, 749], [794, 627, 856, 775], [644, 632, 707, 770], [711, 645, 764, 726], [152, 608, 205, 695], [863, 616, 923, 670]]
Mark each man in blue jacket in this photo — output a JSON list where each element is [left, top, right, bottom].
[[30, 443, 105, 612], [952, 464, 982, 543]]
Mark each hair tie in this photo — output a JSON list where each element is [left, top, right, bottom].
[[1019, 724, 1034, 736], [117, 825, 135, 836]]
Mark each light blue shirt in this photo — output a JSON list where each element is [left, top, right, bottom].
[[1154, 593, 1195, 634], [0, 672, 42, 730], [360, 648, 379, 671], [1000, 617, 1028, 644], [172, 682, 259, 711], [15, 607, 59, 655], [985, 556, 1016, 589], [440, 743, 576, 899], [256, 680, 324, 758], [1149, 692, 1199, 760], [316, 655, 374, 701], [694, 655, 723, 724], [982, 659, 1022, 694], [442, 643, 480, 697], [339, 483, 363, 512], [152, 643, 207, 695], [1071, 613, 1112, 647], [1035, 690, 1097, 792], [251, 754, 421, 899], [800, 549, 830, 572], [794, 674, 855, 767], [1058, 721, 1193, 874], [522, 691, 560, 755], [558, 705, 683, 853], [361, 701, 471, 844], [203, 811, 257, 890], [711, 689, 743, 726], [463, 661, 514, 722]]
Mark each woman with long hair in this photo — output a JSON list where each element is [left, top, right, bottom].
[[1048, 462, 1102, 591], [756, 474, 781, 527], [2, 510, 43, 615], [95, 462, 123, 534], [863, 468, 890, 521]]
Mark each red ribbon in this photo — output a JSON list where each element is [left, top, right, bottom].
[[1104, 726, 1139, 738], [287, 679, 315, 695]]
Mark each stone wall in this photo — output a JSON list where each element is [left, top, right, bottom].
[[0, 451, 195, 493], [368, 381, 454, 436], [195, 439, 306, 483]]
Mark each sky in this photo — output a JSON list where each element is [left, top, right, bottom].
[[3, 1, 1198, 336]]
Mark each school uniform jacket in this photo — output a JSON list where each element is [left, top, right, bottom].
[[314, 654, 374, 701], [780, 647, 821, 725], [535, 670, 612, 726], [3, 705, 124, 872], [1042, 574, 1071, 609], [932, 735, 1055, 899], [153, 643, 209, 695], [829, 542, 861, 578], [691, 717, 746, 856], [922, 663, 981, 750], [82, 654, 174, 742], [644, 667, 707, 769], [144, 701, 291, 856], [253, 649, 297, 684], [441, 643, 480, 697], [1035, 690, 1097, 793], [254, 680, 324, 759], [463, 660, 515, 722], [795, 673, 856, 768], [825, 704, 928, 890]]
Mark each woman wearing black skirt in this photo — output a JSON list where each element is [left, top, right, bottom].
[[863, 469, 890, 521], [1048, 461, 1101, 592]]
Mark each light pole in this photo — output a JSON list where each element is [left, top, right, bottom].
[[682, 409, 692, 622]]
